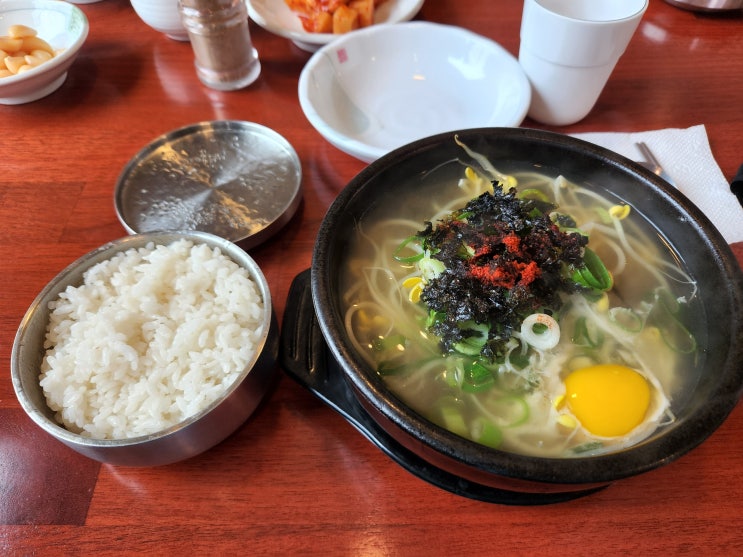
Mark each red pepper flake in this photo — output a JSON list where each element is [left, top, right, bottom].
[[518, 260, 540, 286], [468, 255, 541, 289], [468, 260, 542, 288], [502, 233, 521, 254], [469, 263, 515, 289], [473, 243, 491, 257]]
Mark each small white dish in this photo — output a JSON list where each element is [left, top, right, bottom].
[[130, 0, 189, 41], [0, 0, 89, 105], [247, 0, 425, 52], [298, 21, 531, 163]]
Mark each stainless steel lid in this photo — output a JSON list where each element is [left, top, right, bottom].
[[115, 121, 302, 249]]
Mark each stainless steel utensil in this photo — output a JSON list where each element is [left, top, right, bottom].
[[636, 142, 675, 185]]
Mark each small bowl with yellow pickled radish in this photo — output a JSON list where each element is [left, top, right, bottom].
[[281, 127, 743, 504], [0, 0, 89, 105]]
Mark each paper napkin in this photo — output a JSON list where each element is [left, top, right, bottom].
[[571, 124, 743, 245]]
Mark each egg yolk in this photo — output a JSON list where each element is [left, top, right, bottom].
[[564, 364, 651, 438]]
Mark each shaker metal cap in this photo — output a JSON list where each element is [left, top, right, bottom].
[[115, 121, 302, 249]]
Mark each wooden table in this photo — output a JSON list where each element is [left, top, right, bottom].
[[2, 1, 742, 554]]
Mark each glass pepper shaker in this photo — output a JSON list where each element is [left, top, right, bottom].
[[178, 0, 261, 91]]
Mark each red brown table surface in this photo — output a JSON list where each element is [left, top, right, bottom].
[[1, 1, 742, 554]]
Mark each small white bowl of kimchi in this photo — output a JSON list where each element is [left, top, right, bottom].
[[247, 0, 425, 52]]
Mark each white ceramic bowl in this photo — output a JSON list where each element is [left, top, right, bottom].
[[130, 0, 189, 41], [298, 22, 531, 163], [0, 0, 89, 105], [247, 0, 425, 52]]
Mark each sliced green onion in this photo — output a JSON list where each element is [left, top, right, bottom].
[[608, 307, 643, 332], [559, 227, 589, 237], [393, 236, 424, 263], [572, 441, 603, 454], [425, 309, 445, 329], [572, 248, 613, 292], [377, 360, 410, 376], [453, 322, 489, 355], [650, 303, 697, 354], [517, 188, 550, 203], [594, 207, 613, 225], [661, 319, 697, 354], [572, 316, 604, 348], [439, 403, 468, 438], [457, 242, 476, 259], [418, 255, 446, 280], [444, 365, 462, 388], [551, 212, 586, 235], [655, 287, 681, 314], [493, 395, 530, 427], [470, 418, 503, 448], [506, 352, 530, 370], [461, 360, 495, 393], [371, 334, 407, 352]]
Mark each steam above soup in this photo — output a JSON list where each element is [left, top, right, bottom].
[[341, 139, 699, 458]]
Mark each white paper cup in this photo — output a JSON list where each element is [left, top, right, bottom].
[[519, 0, 648, 126]]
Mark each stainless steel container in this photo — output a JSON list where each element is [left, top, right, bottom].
[[664, 0, 742, 11], [12, 231, 279, 466]]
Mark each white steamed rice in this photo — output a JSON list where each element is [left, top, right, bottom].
[[39, 239, 265, 440]]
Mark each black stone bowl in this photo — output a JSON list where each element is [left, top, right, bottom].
[[281, 128, 743, 504]]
